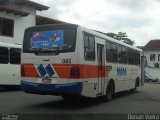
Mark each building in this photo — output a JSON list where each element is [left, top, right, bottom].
[[0, 0, 66, 45], [0, 0, 50, 44], [143, 40, 160, 78], [143, 40, 160, 68]]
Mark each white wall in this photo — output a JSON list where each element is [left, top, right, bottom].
[[144, 50, 160, 67], [0, 7, 36, 44]]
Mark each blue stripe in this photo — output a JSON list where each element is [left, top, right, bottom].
[[21, 81, 82, 95], [37, 64, 46, 77], [45, 64, 55, 77]]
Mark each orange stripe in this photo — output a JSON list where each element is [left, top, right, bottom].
[[53, 64, 109, 79], [53, 64, 72, 78], [22, 64, 110, 79], [22, 64, 39, 77]]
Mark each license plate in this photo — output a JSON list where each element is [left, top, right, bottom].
[[42, 78, 52, 84]]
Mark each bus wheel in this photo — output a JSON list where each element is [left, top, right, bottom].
[[103, 82, 114, 101], [130, 80, 138, 93]]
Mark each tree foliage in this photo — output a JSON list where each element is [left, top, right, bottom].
[[104, 32, 135, 46]]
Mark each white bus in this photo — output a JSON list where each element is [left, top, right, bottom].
[[21, 24, 144, 100], [0, 42, 21, 87]]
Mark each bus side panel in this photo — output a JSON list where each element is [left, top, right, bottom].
[[0, 64, 20, 85], [104, 63, 141, 93], [75, 28, 98, 98]]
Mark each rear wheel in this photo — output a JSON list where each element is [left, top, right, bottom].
[[130, 79, 138, 92], [103, 82, 114, 101]]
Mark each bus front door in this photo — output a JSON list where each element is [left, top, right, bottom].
[[97, 44, 105, 94]]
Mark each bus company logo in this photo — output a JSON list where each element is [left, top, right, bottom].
[[37, 64, 55, 77], [117, 67, 127, 76]]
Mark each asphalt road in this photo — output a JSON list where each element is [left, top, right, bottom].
[[0, 83, 160, 119]]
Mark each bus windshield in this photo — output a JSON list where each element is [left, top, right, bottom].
[[23, 26, 77, 53]]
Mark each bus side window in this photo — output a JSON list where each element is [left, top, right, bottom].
[[122, 47, 127, 64], [127, 48, 135, 65], [106, 41, 117, 63], [106, 41, 112, 62], [0, 47, 9, 64], [111, 43, 117, 63], [118, 45, 127, 64], [135, 51, 140, 66], [84, 34, 95, 61], [118, 45, 122, 63], [10, 48, 21, 64]]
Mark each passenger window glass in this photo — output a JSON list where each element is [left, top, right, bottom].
[[84, 33, 95, 60], [89, 36, 95, 49], [106, 42, 117, 63], [0, 47, 9, 64], [118, 45, 122, 63], [128, 48, 134, 65], [121, 46, 127, 64], [84, 34, 88, 48], [111, 43, 117, 63], [106, 41, 112, 62], [118, 45, 127, 64], [135, 51, 140, 66], [10, 48, 21, 64]]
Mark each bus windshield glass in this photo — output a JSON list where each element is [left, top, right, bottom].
[[23, 27, 77, 53]]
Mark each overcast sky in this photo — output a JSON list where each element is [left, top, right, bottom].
[[33, 0, 160, 46]]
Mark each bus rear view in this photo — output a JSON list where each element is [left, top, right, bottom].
[[21, 24, 81, 96]]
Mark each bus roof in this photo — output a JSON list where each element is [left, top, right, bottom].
[[0, 42, 22, 48]]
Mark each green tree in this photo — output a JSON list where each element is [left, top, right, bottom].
[[104, 32, 135, 46]]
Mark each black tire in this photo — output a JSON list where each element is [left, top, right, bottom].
[[130, 80, 138, 92], [103, 82, 114, 101]]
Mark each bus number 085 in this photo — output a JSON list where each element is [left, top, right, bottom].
[[62, 59, 71, 64]]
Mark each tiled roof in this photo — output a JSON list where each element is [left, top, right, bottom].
[[0, 6, 29, 16], [0, 0, 49, 11], [15, 0, 49, 11], [36, 15, 66, 25], [144, 40, 160, 50]]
